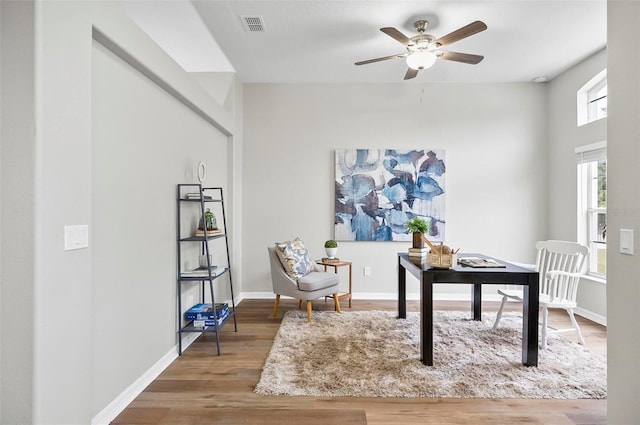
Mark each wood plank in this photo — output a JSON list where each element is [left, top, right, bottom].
[[114, 407, 366, 425]]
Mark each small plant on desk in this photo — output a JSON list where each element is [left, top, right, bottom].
[[404, 217, 429, 249]]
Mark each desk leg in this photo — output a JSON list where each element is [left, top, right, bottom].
[[398, 260, 406, 319], [421, 272, 434, 366], [522, 274, 539, 366], [472, 283, 482, 321]]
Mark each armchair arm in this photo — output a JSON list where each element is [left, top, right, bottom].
[[545, 270, 584, 281], [543, 270, 584, 303]]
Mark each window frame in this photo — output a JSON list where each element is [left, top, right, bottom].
[[576, 141, 607, 280], [587, 76, 607, 123], [577, 69, 607, 126]]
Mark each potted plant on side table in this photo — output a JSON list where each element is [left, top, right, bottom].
[[324, 239, 338, 259]]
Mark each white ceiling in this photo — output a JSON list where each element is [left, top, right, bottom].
[[121, 0, 607, 84]]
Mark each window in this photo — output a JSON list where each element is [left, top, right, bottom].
[[587, 75, 607, 123], [576, 142, 607, 278], [577, 69, 607, 126]]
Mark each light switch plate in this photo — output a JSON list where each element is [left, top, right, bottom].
[[64, 225, 89, 251], [620, 228, 634, 255]]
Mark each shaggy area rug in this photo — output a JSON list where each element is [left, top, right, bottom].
[[255, 310, 607, 399]]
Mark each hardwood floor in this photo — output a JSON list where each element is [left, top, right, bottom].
[[112, 299, 607, 425]]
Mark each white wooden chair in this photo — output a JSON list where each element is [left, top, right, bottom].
[[493, 240, 589, 350]]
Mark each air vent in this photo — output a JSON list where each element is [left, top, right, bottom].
[[241, 15, 266, 32]]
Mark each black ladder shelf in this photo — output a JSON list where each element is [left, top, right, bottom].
[[176, 184, 237, 355]]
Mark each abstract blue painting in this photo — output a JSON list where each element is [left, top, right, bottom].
[[334, 149, 446, 242]]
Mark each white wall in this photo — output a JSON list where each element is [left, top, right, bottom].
[[548, 49, 607, 321], [0, 1, 36, 423], [607, 1, 640, 423], [2, 1, 237, 423], [191, 72, 245, 303], [91, 40, 229, 414], [242, 83, 548, 299], [35, 3, 96, 422]]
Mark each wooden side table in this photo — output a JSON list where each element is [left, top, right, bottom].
[[316, 259, 353, 308]]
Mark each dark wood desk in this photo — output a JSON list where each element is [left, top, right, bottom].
[[398, 253, 539, 367]]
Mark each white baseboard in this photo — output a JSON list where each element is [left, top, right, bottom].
[[240, 291, 275, 299], [239, 292, 606, 326], [354, 292, 510, 302], [91, 294, 245, 425], [575, 307, 607, 326], [240, 291, 504, 302], [90, 330, 197, 424]]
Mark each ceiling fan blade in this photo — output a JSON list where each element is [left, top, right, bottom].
[[355, 54, 406, 66], [438, 51, 484, 64], [434, 21, 487, 47], [404, 68, 419, 80], [380, 27, 414, 46]]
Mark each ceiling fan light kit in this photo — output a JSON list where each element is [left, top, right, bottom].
[[406, 50, 437, 70], [355, 19, 487, 80]]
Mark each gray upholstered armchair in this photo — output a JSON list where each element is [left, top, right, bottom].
[[267, 246, 341, 322]]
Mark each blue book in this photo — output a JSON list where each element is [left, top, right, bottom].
[[193, 309, 230, 327], [185, 303, 229, 320]]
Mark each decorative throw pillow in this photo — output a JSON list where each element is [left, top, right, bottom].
[[274, 238, 315, 280]]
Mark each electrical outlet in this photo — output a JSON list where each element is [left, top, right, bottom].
[[363, 266, 371, 276]]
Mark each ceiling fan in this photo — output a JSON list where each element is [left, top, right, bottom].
[[355, 20, 487, 80]]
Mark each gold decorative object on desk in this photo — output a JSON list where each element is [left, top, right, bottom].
[[422, 235, 453, 269]]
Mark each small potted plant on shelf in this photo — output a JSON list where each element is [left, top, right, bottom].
[[404, 217, 429, 249], [195, 208, 219, 237], [324, 239, 338, 259]]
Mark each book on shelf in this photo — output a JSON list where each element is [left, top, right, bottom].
[[319, 257, 340, 263], [458, 257, 506, 268], [183, 265, 217, 273], [194, 228, 222, 237], [185, 192, 213, 200], [185, 302, 229, 320], [212, 303, 230, 318], [181, 266, 225, 278], [193, 309, 230, 328]]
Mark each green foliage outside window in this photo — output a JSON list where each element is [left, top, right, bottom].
[[598, 160, 607, 208]]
